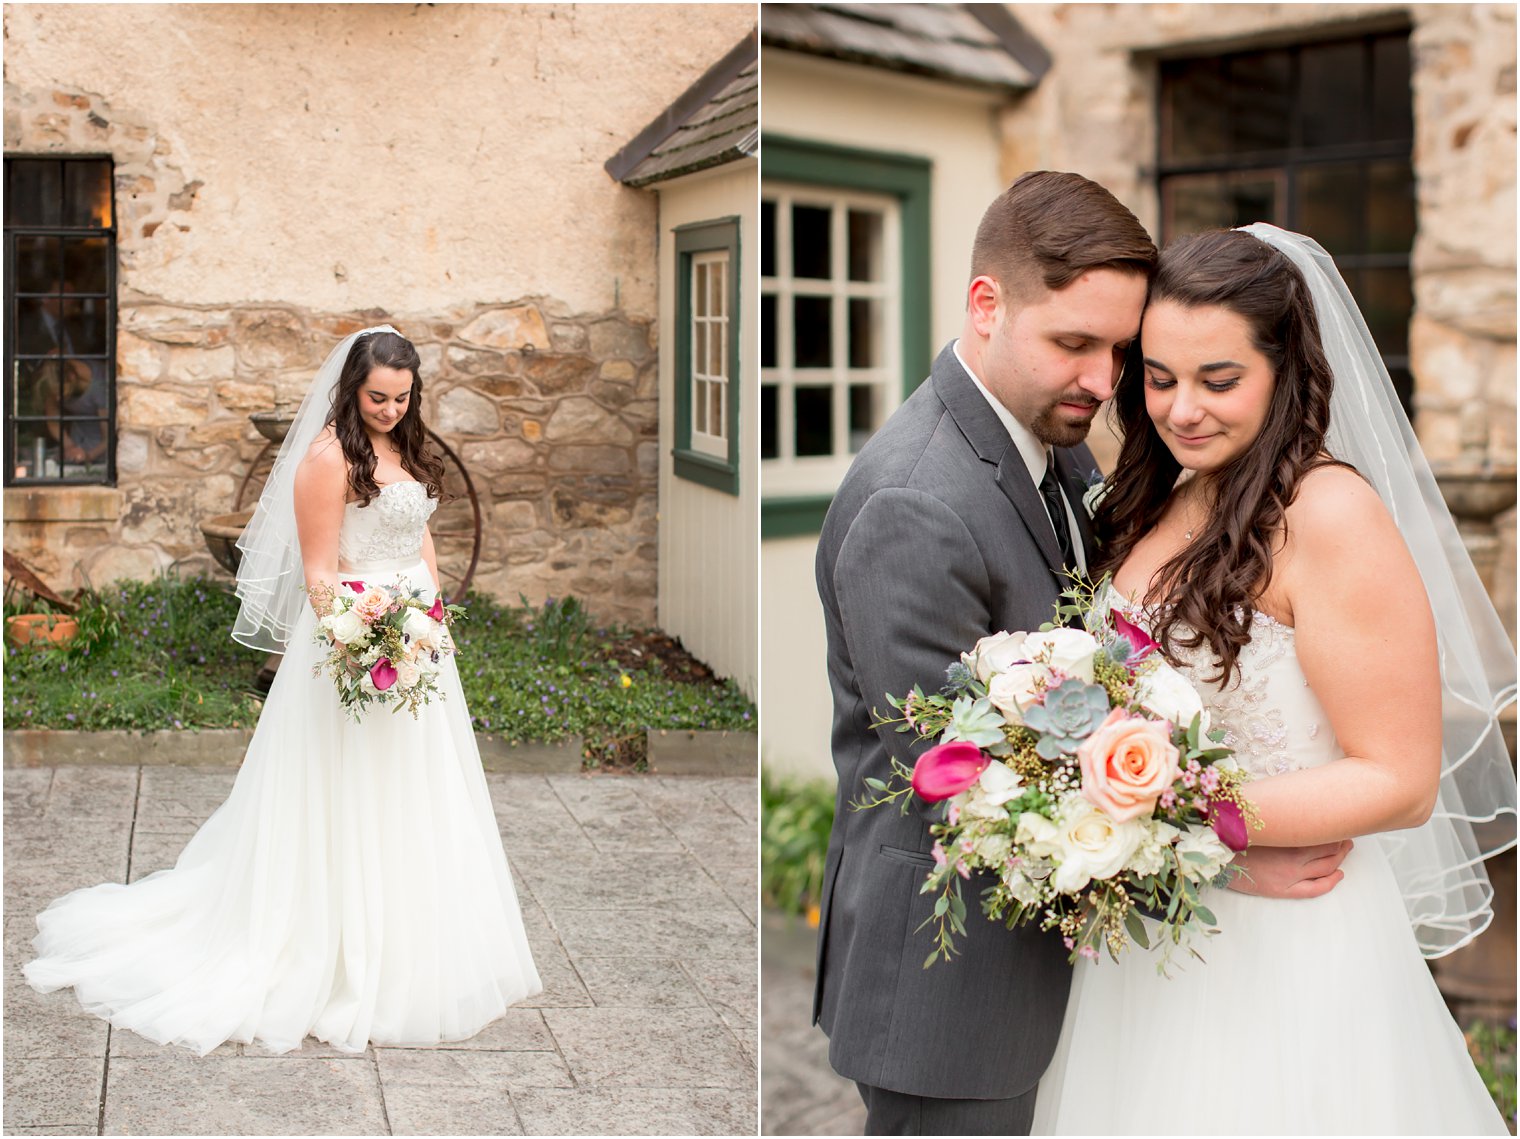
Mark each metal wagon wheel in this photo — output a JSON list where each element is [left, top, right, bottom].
[[231, 428, 482, 602]]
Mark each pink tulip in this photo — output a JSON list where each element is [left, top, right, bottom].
[[1208, 798, 1249, 852], [342, 580, 366, 594], [370, 658, 398, 692], [427, 597, 445, 621], [910, 741, 991, 803], [1112, 610, 1157, 660]]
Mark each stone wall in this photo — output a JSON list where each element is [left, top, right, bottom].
[[1002, 2, 1517, 639], [6, 296, 659, 624]]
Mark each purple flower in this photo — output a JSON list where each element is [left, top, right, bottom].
[[370, 658, 398, 691], [1112, 610, 1158, 662], [910, 741, 990, 802], [1207, 798, 1250, 853]]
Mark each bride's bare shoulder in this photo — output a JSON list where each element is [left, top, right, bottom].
[[1282, 463, 1406, 575], [1287, 463, 1387, 530], [295, 426, 347, 495]]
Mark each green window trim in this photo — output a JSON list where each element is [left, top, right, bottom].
[[673, 216, 741, 496], [761, 493, 833, 539], [761, 136, 932, 534]]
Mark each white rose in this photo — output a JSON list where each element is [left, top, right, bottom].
[[962, 631, 1032, 685], [358, 672, 379, 697], [328, 609, 368, 645], [415, 651, 441, 676], [978, 760, 1023, 806], [1024, 628, 1099, 683], [986, 662, 1052, 725], [1081, 477, 1109, 519], [1018, 794, 1143, 894], [955, 781, 1009, 823], [1135, 660, 1208, 732], [1174, 824, 1232, 880], [395, 660, 421, 691]]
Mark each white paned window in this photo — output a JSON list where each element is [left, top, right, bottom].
[[691, 250, 729, 460], [761, 184, 900, 497]]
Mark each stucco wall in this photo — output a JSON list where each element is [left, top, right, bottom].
[[655, 159, 760, 698], [3, 2, 756, 627], [3, 2, 756, 315], [760, 48, 1010, 780]]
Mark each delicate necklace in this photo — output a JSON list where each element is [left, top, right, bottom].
[[1179, 482, 1210, 542]]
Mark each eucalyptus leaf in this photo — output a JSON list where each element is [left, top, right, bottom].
[[1124, 909, 1151, 948]]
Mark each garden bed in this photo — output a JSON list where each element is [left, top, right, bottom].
[[4, 575, 755, 773]]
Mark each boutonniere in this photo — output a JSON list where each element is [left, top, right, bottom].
[[1080, 468, 1108, 519]]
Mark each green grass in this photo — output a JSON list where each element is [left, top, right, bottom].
[[761, 768, 837, 922], [1467, 1016, 1517, 1130], [4, 574, 754, 766]]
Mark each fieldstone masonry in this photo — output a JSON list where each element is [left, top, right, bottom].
[[25, 297, 661, 625], [4, 82, 659, 624]]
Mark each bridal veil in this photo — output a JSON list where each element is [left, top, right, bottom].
[[1242, 223, 1517, 957], [230, 325, 400, 652]]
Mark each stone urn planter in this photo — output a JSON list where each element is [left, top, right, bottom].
[[1431, 462, 1518, 523], [201, 510, 256, 576]]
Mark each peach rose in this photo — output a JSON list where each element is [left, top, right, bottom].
[[1076, 708, 1180, 823], [353, 586, 392, 625]]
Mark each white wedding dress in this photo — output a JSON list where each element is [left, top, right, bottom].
[[24, 481, 542, 1055], [1032, 593, 1507, 1135]]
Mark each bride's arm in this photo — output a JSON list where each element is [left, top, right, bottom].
[[293, 429, 348, 614], [1240, 465, 1442, 847]]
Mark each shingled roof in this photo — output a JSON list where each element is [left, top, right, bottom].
[[761, 3, 1049, 93], [606, 30, 758, 188]]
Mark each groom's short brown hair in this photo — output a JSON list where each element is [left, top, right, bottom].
[[971, 171, 1157, 302]]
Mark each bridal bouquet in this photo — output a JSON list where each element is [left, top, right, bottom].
[[308, 579, 464, 721], [857, 578, 1258, 970]]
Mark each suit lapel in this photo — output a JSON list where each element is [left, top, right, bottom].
[[932, 345, 1066, 580], [995, 451, 1065, 577]]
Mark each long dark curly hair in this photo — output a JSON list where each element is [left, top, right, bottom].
[[1093, 229, 1348, 686], [327, 330, 445, 507]]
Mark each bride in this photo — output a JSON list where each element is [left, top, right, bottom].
[[1032, 227, 1514, 1134], [24, 325, 542, 1055]]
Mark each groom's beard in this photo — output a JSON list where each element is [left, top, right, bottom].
[[1027, 395, 1102, 448]]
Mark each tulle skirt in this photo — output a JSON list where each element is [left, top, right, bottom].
[[1032, 839, 1507, 1135], [23, 558, 542, 1056]]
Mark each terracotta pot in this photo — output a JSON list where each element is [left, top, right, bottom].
[[6, 614, 78, 648]]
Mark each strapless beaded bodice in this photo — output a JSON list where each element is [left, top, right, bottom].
[[1106, 588, 1344, 778], [338, 481, 435, 570]]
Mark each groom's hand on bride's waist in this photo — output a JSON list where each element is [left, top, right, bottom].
[[1227, 840, 1353, 899]]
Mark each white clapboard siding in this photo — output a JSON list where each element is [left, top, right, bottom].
[[656, 160, 759, 699]]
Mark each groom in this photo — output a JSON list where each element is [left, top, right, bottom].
[[812, 171, 1352, 1135]]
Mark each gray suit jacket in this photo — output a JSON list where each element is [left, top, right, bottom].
[[813, 342, 1101, 1101]]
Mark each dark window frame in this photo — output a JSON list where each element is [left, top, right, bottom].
[[673, 216, 742, 496], [4, 155, 118, 488], [1155, 29, 1415, 414]]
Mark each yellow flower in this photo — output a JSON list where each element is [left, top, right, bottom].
[[620, 675, 632, 689]]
